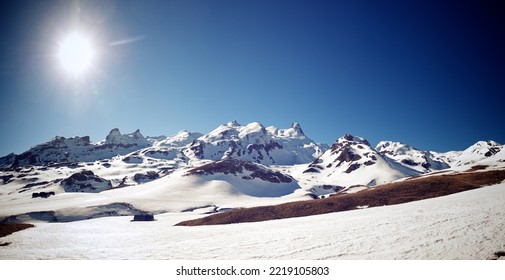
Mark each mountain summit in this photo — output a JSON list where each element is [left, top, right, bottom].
[[183, 121, 325, 165], [301, 134, 420, 188]]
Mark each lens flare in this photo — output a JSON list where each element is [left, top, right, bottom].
[[58, 33, 95, 77]]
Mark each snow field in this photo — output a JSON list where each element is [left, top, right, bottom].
[[1, 182, 504, 260]]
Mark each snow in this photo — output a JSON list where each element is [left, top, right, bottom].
[[104, 128, 150, 147], [152, 130, 203, 148], [376, 141, 450, 172], [2, 182, 504, 260], [180, 121, 325, 165], [292, 135, 421, 190], [0, 162, 309, 218], [448, 140, 503, 166], [1, 122, 505, 260]]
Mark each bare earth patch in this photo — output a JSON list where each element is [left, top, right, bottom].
[[0, 223, 35, 238], [176, 169, 505, 226]]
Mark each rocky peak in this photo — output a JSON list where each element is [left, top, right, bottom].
[[330, 134, 371, 154], [227, 120, 240, 127], [132, 129, 143, 139], [339, 134, 370, 146], [291, 122, 304, 135], [105, 128, 122, 143], [376, 141, 417, 156], [104, 128, 149, 147]]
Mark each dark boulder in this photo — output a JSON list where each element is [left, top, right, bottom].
[[131, 213, 155, 221], [32, 191, 55, 198]]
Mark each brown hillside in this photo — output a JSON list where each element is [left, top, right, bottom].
[[176, 168, 505, 226]]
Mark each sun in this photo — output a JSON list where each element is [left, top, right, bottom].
[[58, 33, 95, 77]]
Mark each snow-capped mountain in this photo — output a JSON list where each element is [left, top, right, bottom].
[[1, 121, 504, 194], [443, 140, 503, 166], [183, 121, 326, 165], [1, 128, 151, 166], [138, 130, 203, 161], [298, 134, 420, 188], [376, 141, 450, 172], [1, 121, 505, 261]]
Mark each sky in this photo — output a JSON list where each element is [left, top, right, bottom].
[[0, 0, 504, 156]]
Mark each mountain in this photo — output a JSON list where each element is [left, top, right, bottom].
[[375, 141, 450, 172], [0, 128, 151, 167], [297, 134, 421, 189], [183, 121, 326, 165], [1, 121, 504, 194], [443, 140, 503, 166], [138, 130, 203, 161]]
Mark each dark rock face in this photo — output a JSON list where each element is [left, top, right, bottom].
[[2, 130, 150, 167], [23, 181, 50, 189], [485, 147, 501, 157], [0, 153, 17, 168], [133, 171, 160, 183], [188, 140, 205, 159], [401, 159, 419, 166], [186, 159, 293, 183], [363, 160, 375, 166], [32, 192, 55, 198], [132, 213, 155, 221], [1, 174, 14, 184], [303, 167, 321, 173], [421, 162, 432, 169], [345, 163, 361, 173], [335, 146, 362, 165], [309, 184, 345, 196], [61, 170, 112, 193]]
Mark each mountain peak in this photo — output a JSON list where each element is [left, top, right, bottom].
[[291, 122, 304, 135], [105, 128, 122, 143], [376, 141, 417, 155], [105, 128, 149, 147], [227, 120, 240, 127], [338, 134, 370, 146], [132, 129, 144, 139], [108, 128, 121, 136]]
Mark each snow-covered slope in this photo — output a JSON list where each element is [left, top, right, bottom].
[[184, 159, 301, 197], [376, 141, 450, 172], [1, 121, 505, 260], [183, 121, 326, 165], [2, 181, 504, 259]]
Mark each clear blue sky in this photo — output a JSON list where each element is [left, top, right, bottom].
[[1, 0, 504, 155]]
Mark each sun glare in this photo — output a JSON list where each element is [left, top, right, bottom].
[[58, 33, 95, 77]]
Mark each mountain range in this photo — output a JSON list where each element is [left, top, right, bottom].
[[1, 122, 503, 192]]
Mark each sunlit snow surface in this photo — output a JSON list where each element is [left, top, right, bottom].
[[2, 182, 504, 260]]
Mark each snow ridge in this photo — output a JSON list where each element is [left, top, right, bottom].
[[183, 121, 325, 165]]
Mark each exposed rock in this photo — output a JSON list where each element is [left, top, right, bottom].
[[32, 192, 55, 198], [401, 159, 419, 166], [131, 213, 155, 222], [303, 167, 321, 173], [3, 129, 151, 167], [133, 171, 160, 183], [186, 159, 293, 183], [345, 163, 361, 173], [61, 170, 112, 193], [1, 174, 14, 184]]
